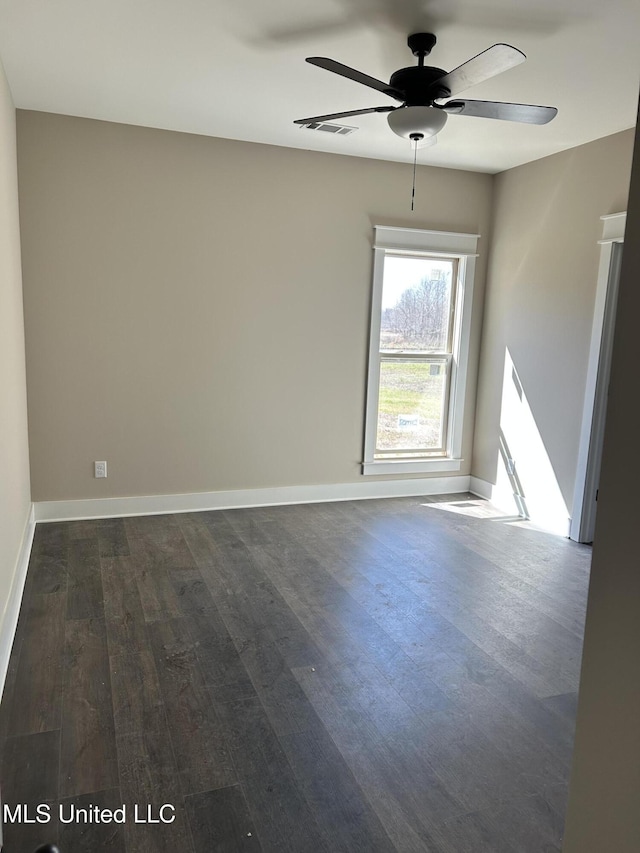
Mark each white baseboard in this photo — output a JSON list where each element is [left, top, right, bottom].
[[34, 476, 472, 522], [0, 503, 35, 700], [468, 475, 492, 500], [469, 475, 525, 516]]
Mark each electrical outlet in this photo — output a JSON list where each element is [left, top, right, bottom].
[[94, 461, 107, 478]]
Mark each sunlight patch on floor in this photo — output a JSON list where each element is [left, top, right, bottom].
[[420, 496, 521, 521]]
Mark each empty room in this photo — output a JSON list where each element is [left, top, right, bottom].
[[1, 1, 639, 851]]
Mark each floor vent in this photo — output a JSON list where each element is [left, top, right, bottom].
[[299, 121, 357, 135]]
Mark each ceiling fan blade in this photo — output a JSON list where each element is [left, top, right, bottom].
[[294, 106, 396, 125], [430, 44, 526, 97], [443, 99, 557, 124], [306, 57, 404, 101]]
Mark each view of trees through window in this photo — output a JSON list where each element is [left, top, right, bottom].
[[380, 256, 454, 352], [375, 255, 456, 455]]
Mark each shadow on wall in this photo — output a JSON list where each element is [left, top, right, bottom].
[[490, 348, 570, 536]]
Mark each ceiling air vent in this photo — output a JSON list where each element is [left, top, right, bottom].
[[299, 121, 357, 135]]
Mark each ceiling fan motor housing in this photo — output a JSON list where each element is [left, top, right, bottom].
[[389, 67, 450, 104]]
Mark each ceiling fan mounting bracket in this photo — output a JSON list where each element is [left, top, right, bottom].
[[407, 33, 437, 59]]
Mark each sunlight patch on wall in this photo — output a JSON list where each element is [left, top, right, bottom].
[[492, 348, 570, 536]]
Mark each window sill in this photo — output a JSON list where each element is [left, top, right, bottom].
[[362, 458, 463, 476]]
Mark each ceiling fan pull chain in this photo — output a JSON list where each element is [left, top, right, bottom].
[[410, 133, 422, 211]]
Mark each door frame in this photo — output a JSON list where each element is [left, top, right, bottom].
[[570, 212, 626, 543]]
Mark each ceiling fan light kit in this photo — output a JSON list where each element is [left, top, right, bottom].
[[387, 105, 448, 140]]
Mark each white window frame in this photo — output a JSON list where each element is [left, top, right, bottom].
[[363, 225, 479, 476]]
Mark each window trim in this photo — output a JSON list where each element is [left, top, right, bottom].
[[362, 226, 479, 476]]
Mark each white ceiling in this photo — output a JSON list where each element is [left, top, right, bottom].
[[0, 0, 638, 173]]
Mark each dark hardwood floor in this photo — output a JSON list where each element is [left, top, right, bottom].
[[0, 494, 590, 852]]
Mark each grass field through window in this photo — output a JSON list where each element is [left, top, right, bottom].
[[376, 360, 446, 452]]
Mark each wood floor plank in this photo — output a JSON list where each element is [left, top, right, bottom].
[[65, 519, 100, 539], [432, 808, 516, 853], [240, 521, 455, 718], [330, 501, 583, 694], [33, 521, 69, 547], [368, 497, 590, 602], [66, 537, 104, 620], [101, 555, 149, 657], [126, 514, 196, 570], [131, 541, 185, 623], [96, 517, 131, 558], [438, 647, 579, 767], [168, 565, 233, 641], [206, 593, 322, 737], [542, 782, 571, 819], [386, 707, 540, 812], [490, 793, 565, 852], [117, 728, 194, 853], [435, 791, 565, 853], [110, 648, 166, 736], [147, 617, 237, 795], [280, 724, 397, 852], [8, 591, 67, 736], [317, 501, 581, 699], [1, 728, 60, 804], [59, 617, 119, 798], [185, 786, 262, 853], [291, 663, 456, 851], [212, 695, 331, 853], [244, 549, 448, 712], [58, 788, 126, 852], [272, 520, 471, 716], [542, 691, 580, 723], [23, 530, 68, 596], [416, 655, 570, 784], [170, 568, 257, 700], [1, 804, 59, 852], [176, 511, 227, 568], [183, 516, 325, 736], [126, 515, 198, 624]]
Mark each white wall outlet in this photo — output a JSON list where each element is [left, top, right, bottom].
[[94, 460, 107, 478]]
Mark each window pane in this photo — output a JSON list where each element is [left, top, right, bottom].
[[380, 255, 455, 352], [375, 359, 447, 453]]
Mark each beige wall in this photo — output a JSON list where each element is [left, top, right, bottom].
[[563, 107, 640, 852], [472, 129, 635, 530], [17, 110, 492, 502], [0, 62, 31, 655]]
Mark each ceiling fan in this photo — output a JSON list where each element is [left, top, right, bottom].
[[294, 33, 558, 144]]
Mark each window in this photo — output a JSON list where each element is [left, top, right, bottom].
[[363, 226, 479, 475]]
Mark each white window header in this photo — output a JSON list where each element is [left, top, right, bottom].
[[374, 225, 480, 257], [598, 212, 626, 245]]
